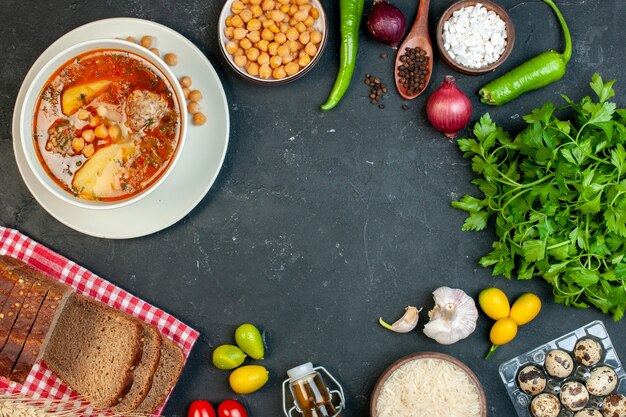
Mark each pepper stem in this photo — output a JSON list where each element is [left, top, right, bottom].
[[379, 317, 393, 331], [485, 344, 499, 360], [543, 0, 572, 63]]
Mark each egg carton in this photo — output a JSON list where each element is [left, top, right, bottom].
[[498, 320, 626, 417]]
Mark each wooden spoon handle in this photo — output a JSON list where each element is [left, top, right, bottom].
[[412, 0, 431, 38]]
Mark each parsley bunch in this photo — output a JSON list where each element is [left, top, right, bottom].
[[453, 74, 626, 321]]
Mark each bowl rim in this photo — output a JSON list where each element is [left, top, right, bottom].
[[217, 0, 328, 85], [20, 38, 188, 210], [436, 0, 516, 75], [369, 351, 488, 417]]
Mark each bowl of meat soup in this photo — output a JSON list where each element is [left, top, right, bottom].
[[20, 39, 187, 209]]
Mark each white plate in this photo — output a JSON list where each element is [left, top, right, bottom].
[[12, 18, 229, 239]]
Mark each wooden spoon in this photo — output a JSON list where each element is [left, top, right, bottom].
[[394, 0, 433, 100]]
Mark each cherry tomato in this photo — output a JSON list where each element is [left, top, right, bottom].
[[218, 399, 248, 417], [188, 400, 216, 417]]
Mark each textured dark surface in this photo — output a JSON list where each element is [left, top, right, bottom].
[[1, 1, 625, 416]]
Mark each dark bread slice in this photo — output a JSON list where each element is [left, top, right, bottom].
[[135, 337, 185, 414], [10, 287, 71, 383], [112, 325, 162, 412], [0, 277, 33, 351], [43, 293, 143, 408], [0, 281, 47, 377]]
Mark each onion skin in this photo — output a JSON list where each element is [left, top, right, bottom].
[[426, 76, 472, 139], [367, 0, 406, 48]]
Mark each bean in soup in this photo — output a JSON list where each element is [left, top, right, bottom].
[[33, 49, 181, 202]]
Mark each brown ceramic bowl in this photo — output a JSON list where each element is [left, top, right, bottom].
[[436, 0, 515, 75], [370, 352, 487, 417]]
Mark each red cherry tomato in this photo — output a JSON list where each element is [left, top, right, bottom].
[[218, 399, 248, 417], [188, 400, 216, 417]]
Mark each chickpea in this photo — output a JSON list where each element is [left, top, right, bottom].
[[303, 16, 315, 27], [233, 27, 248, 40], [280, 23, 289, 34], [298, 51, 311, 66], [77, 109, 91, 121], [231, 1, 245, 13], [150, 47, 160, 56], [257, 39, 269, 51], [224, 27, 234, 39], [261, 0, 275, 11], [295, 21, 306, 33], [164, 53, 178, 66], [233, 47, 245, 56], [298, 31, 310, 45], [193, 112, 207, 126], [282, 53, 294, 64], [108, 125, 121, 140], [310, 7, 319, 19], [250, 5, 263, 17], [94, 125, 108, 139], [72, 137, 85, 153], [234, 55, 248, 67], [277, 0, 289, 5], [231, 14, 244, 28], [269, 24, 280, 34], [82, 129, 95, 143], [261, 28, 274, 41], [269, 55, 282, 68], [189, 90, 203, 102], [277, 44, 290, 57], [262, 18, 275, 28], [246, 47, 260, 61], [289, 5, 298, 16], [45, 141, 53, 151], [293, 9, 308, 21], [284, 26, 298, 41], [88, 117, 101, 128], [140, 35, 153, 48], [270, 10, 285, 22], [250, 0, 261, 4], [274, 32, 287, 44], [126, 36, 137, 43], [240, 8, 253, 23], [246, 62, 260, 76], [268, 42, 279, 56], [287, 39, 301, 53], [225, 16, 233, 27], [239, 38, 253, 49], [180, 76, 192, 88], [259, 64, 272, 79], [289, 17, 298, 26], [310, 30, 322, 44], [304, 41, 317, 56], [280, 5, 290, 13], [247, 18, 261, 31], [284, 61, 300, 76], [225, 41, 238, 54], [188, 101, 201, 114], [182, 87, 191, 99], [296, 0, 308, 5], [82, 143, 95, 158], [257, 52, 270, 65], [299, 3, 311, 12], [272, 66, 287, 79], [247, 30, 261, 43]]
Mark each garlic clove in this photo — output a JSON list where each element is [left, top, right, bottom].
[[379, 306, 421, 333], [423, 287, 478, 345]]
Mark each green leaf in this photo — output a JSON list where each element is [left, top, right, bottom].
[[462, 210, 490, 231], [473, 114, 497, 142], [578, 193, 602, 214], [524, 102, 554, 124], [457, 138, 482, 155], [522, 239, 546, 262], [567, 268, 600, 288], [452, 195, 484, 213], [610, 144, 626, 176], [590, 73, 616, 103]]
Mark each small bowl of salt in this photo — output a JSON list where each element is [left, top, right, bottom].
[[436, 1, 515, 75]]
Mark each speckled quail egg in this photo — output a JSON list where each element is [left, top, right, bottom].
[[574, 409, 602, 417], [560, 381, 590, 412], [530, 393, 561, 417], [587, 366, 618, 396], [518, 365, 547, 396], [545, 349, 574, 378], [602, 394, 626, 417], [575, 337, 603, 366]]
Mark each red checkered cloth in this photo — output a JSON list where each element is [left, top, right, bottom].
[[0, 226, 199, 416]]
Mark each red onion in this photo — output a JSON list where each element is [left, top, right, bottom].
[[367, 0, 406, 48], [426, 76, 472, 139]]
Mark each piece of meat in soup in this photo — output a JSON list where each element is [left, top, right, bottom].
[[125, 90, 168, 132]]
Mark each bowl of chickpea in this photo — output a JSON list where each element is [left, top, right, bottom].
[[218, 0, 327, 84]]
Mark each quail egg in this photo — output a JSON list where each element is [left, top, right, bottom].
[[560, 381, 590, 412], [602, 394, 626, 417], [531, 393, 561, 417], [518, 365, 547, 396], [587, 366, 618, 396], [574, 410, 603, 417], [575, 337, 603, 366], [545, 349, 574, 378]]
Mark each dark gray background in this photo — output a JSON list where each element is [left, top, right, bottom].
[[1, 0, 625, 416]]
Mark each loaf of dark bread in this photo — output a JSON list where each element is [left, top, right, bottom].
[[43, 293, 143, 408], [135, 336, 185, 414]]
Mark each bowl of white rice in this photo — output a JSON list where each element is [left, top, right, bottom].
[[370, 352, 487, 417]]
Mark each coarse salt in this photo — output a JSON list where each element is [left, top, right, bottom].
[[442, 3, 507, 69]]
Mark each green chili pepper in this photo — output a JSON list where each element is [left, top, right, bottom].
[[320, 0, 365, 111], [479, 0, 572, 106]]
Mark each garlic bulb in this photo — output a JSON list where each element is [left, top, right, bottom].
[[379, 306, 421, 333], [423, 287, 478, 345]]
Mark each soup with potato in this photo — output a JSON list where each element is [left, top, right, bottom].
[[33, 49, 181, 202]]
